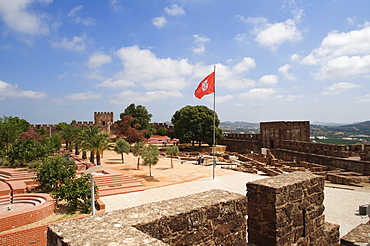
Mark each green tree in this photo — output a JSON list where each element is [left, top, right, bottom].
[[142, 144, 159, 177], [166, 145, 179, 168], [156, 127, 167, 136], [120, 103, 152, 131], [171, 105, 223, 146], [36, 155, 97, 213], [0, 116, 30, 151], [132, 141, 145, 170], [55, 174, 96, 213], [114, 138, 130, 163], [7, 130, 53, 166], [84, 133, 111, 165], [60, 124, 79, 152], [35, 155, 76, 192]]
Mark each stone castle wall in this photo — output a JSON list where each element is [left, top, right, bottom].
[[280, 140, 349, 158], [260, 121, 310, 149], [247, 172, 339, 245], [47, 190, 247, 246], [272, 148, 370, 176]]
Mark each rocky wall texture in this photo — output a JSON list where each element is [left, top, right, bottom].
[[273, 149, 370, 175], [247, 171, 339, 245], [218, 138, 260, 154], [341, 224, 370, 245], [47, 189, 247, 246], [260, 121, 310, 149]]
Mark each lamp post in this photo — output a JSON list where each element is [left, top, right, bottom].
[[83, 165, 102, 216]]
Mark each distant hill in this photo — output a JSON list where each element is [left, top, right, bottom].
[[311, 121, 370, 136], [220, 121, 259, 133], [311, 121, 348, 126]]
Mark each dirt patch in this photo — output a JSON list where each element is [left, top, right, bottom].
[[97, 149, 234, 189]]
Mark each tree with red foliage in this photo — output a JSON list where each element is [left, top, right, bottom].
[[112, 115, 147, 144], [18, 130, 44, 142]]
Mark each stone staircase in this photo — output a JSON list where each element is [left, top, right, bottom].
[[0, 169, 38, 193], [93, 169, 144, 197]]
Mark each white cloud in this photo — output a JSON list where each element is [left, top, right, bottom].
[[216, 94, 233, 103], [253, 19, 302, 50], [0, 0, 51, 35], [214, 62, 256, 89], [358, 93, 370, 102], [232, 57, 256, 73], [238, 88, 277, 99], [191, 34, 210, 55], [111, 90, 182, 104], [316, 55, 370, 80], [278, 64, 297, 80], [87, 52, 112, 69], [96, 46, 257, 102], [66, 91, 101, 100], [234, 33, 248, 43], [275, 94, 303, 101], [51, 34, 87, 52], [152, 16, 167, 28], [300, 26, 370, 79], [241, 8, 303, 51], [322, 82, 361, 95], [67, 5, 83, 17], [67, 5, 95, 26], [0, 80, 45, 99], [164, 4, 185, 16], [97, 77, 137, 88], [259, 75, 278, 85], [110, 0, 123, 12]]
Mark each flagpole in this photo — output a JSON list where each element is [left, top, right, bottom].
[[213, 65, 216, 180]]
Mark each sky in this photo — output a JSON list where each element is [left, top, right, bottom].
[[1, 0, 370, 125]]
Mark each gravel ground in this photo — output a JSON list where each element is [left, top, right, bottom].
[[100, 165, 370, 237]]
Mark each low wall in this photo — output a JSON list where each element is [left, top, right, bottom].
[[273, 148, 370, 175], [0, 207, 105, 246], [0, 193, 55, 233], [47, 189, 247, 246]]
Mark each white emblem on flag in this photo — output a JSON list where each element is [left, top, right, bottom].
[[201, 80, 209, 91]]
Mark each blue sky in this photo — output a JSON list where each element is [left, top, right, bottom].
[[1, 0, 370, 124]]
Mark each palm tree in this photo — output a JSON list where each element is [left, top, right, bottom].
[[80, 125, 100, 163], [60, 124, 78, 152], [88, 133, 111, 165]]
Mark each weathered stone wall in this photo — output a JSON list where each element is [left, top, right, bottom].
[[341, 223, 370, 245], [273, 148, 370, 175], [260, 121, 310, 149], [361, 144, 370, 161], [223, 133, 260, 140], [247, 172, 339, 245], [218, 138, 261, 154], [47, 189, 247, 246], [281, 140, 349, 158]]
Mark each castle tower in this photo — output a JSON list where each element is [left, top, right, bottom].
[[94, 112, 114, 133], [94, 112, 114, 126]]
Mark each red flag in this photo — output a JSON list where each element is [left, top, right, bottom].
[[194, 72, 215, 99]]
